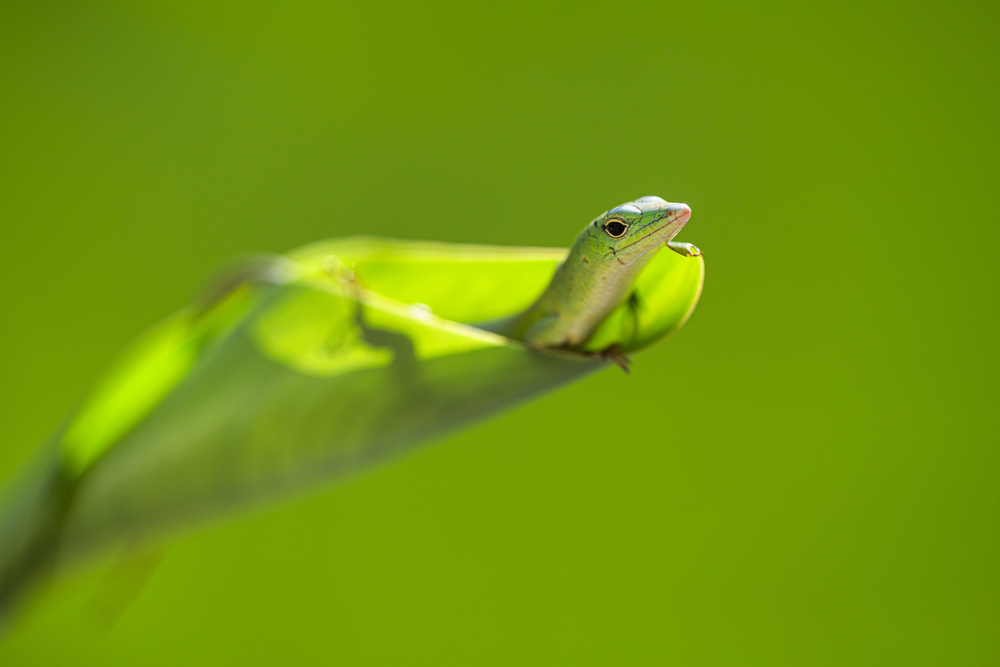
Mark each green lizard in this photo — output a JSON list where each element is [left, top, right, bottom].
[[482, 196, 698, 351]]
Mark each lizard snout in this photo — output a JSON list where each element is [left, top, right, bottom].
[[671, 204, 692, 225]]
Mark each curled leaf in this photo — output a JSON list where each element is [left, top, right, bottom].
[[0, 237, 703, 617]]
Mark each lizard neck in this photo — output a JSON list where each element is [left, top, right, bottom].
[[514, 236, 651, 347]]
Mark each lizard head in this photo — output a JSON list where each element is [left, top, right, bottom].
[[589, 196, 692, 265]]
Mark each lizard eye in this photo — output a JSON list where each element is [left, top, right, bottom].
[[604, 218, 629, 239]]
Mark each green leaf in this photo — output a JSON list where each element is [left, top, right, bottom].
[[0, 237, 703, 614]]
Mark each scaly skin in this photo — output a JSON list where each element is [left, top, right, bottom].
[[490, 196, 696, 348]]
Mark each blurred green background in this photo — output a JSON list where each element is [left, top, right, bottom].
[[1, 0, 997, 664]]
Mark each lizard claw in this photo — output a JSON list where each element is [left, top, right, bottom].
[[667, 241, 701, 257], [594, 345, 632, 374]]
